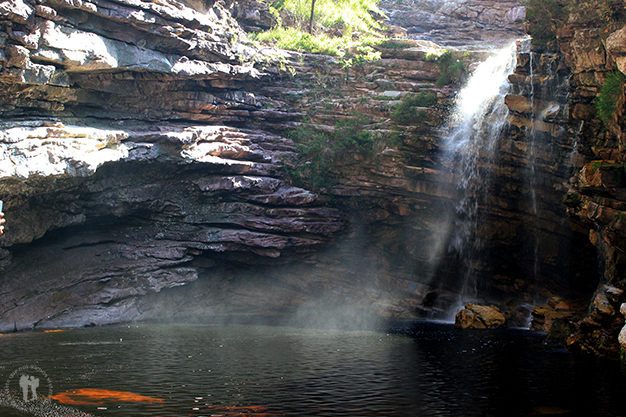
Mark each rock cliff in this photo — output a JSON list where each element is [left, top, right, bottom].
[[380, 0, 526, 50], [513, 0, 626, 357], [2, 0, 623, 358], [0, 0, 479, 330], [0, 0, 352, 330]]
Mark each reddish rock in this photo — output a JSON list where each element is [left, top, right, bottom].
[[455, 304, 507, 329], [606, 26, 626, 74]]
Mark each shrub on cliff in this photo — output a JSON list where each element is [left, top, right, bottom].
[[287, 115, 398, 191], [595, 71, 626, 128], [523, 0, 567, 51], [391, 92, 438, 125], [426, 51, 466, 86]]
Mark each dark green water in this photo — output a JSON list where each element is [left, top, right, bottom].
[[0, 323, 625, 416]]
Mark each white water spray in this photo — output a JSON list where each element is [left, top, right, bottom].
[[442, 42, 519, 316]]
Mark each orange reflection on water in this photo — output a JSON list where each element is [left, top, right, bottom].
[[50, 388, 164, 405], [43, 329, 65, 333]]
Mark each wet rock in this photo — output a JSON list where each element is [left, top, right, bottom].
[[530, 297, 584, 333], [379, 0, 525, 50], [504, 94, 532, 114], [604, 285, 624, 305], [455, 304, 507, 329], [0, 0, 602, 338], [591, 290, 616, 320], [580, 162, 625, 189]]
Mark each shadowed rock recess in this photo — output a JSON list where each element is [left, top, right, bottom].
[[1, 0, 458, 330], [0, 0, 623, 359]]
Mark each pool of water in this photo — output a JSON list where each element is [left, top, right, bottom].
[[0, 322, 625, 416]]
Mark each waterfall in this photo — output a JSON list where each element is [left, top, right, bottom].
[[441, 42, 518, 316], [527, 46, 540, 294]]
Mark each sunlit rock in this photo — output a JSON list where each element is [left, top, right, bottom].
[[606, 26, 626, 75], [0, 0, 34, 24], [455, 304, 507, 329]]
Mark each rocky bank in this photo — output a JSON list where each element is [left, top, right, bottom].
[[524, 0, 626, 357]]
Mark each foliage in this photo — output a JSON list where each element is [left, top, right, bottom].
[[287, 115, 400, 191], [563, 192, 582, 207], [523, 0, 567, 51], [424, 50, 465, 86], [254, 27, 346, 55], [599, 0, 626, 29], [252, 0, 385, 58], [272, 0, 383, 34], [375, 39, 415, 49], [287, 126, 336, 190], [391, 92, 438, 125], [252, 28, 382, 58], [431, 51, 465, 86], [595, 71, 625, 128]]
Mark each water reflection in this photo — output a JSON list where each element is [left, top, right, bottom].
[[0, 323, 625, 416]]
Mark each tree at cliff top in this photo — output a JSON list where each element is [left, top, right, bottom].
[[252, 0, 386, 57]]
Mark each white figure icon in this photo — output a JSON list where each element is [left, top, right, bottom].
[[18, 375, 39, 402]]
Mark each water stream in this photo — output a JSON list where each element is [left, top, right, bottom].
[[441, 42, 519, 314]]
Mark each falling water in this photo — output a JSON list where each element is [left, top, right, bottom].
[[527, 46, 540, 291], [442, 42, 518, 315]]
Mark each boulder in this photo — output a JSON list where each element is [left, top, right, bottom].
[[531, 296, 586, 332], [619, 304, 626, 353], [455, 303, 507, 329], [618, 325, 626, 353], [606, 26, 626, 75], [591, 290, 616, 321], [580, 162, 625, 189], [605, 285, 625, 304]]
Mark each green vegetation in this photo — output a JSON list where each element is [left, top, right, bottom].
[[251, 0, 385, 58], [424, 50, 465, 86], [375, 39, 415, 49], [595, 71, 625, 128], [391, 92, 438, 125], [269, 0, 382, 34], [254, 27, 349, 56], [563, 192, 582, 207], [287, 116, 400, 191], [588, 159, 625, 171], [523, 0, 567, 51]]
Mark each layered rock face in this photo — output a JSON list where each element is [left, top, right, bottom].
[[0, 0, 354, 330], [512, 2, 626, 356], [0, 0, 479, 330], [379, 0, 526, 50]]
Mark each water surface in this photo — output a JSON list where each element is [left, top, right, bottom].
[[1, 323, 625, 416]]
